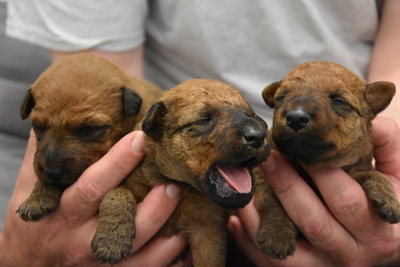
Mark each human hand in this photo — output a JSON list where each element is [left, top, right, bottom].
[[0, 130, 189, 267], [228, 116, 400, 267]]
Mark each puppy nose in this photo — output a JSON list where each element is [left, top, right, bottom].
[[243, 126, 266, 148], [44, 168, 64, 180], [286, 108, 311, 131]]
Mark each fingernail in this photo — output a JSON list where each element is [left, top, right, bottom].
[[166, 183, 182, 199], [131, 131, 145, 153], [262, 153, 277, 173]]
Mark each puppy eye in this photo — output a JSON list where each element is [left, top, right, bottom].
[[275, 95, 285, 102], [32, 121, 47, 140], [196, 116, 214, 125], [76, 125, 111, 142], [330, 94, 349, 106]]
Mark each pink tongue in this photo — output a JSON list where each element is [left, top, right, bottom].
[[217, 166, 252, 194]]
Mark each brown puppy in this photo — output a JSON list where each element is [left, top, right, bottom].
[[91, 79, 271, 266], [255, 61, 400, 259], [18, 53, 164, 221]]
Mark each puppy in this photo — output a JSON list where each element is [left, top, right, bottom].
[[18, 53, 164, 221], [91, 79, 271, 266], [255, 60, 400, 259]]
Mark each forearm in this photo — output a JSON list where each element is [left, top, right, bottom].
[[368, 0, 400, 126], [50, 46, 144, 80]]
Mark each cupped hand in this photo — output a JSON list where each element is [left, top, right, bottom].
[[0, 130, 188, 267], [228, 116, 400, 267]]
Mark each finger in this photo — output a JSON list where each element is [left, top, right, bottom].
[[14, 129, 38, 195], [372, 117, 400, 177], [259, 151, 353, 259], [132, 183, 182, 251], [228, 215, 329, 267], [303, 166, 380, 239], [60, 131, 146, 220], [126, 235, 188, 267], [228, 215, 272, 266]]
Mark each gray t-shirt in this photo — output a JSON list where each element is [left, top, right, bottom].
[[6, 0, 380, 126]]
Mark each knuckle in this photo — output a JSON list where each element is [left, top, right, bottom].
[[75, 176, 105, 205], [330, 188, 365, 218], [301, 214, 332, 242]]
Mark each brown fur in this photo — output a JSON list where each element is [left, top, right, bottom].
[[253, 61, 400, 259], [91, 79, 271, 266], [17, 53, 164, 221]]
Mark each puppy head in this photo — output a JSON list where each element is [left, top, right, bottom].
[[263, 61, 395, 167], [142, 79, 271, 209], [20, 54, 144, 187]]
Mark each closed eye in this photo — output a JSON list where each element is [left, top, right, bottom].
[[275, 94, 286, 102], [195, 115, 215, 125], [74, 125, 112, 142], [330, 94, 348, 106], [329, 94, 360, 116], [32, 120, 47, 141], [172, 115, 216, 136]]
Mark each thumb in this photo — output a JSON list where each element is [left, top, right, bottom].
[[14, 130, 38, 195], [59, 131, 146, 221], [372, 117, 400, 174]]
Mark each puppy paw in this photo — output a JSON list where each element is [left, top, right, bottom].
[[369, 192, 400, 224], [257, 232, 296, 259], [359, 174, 400, 224], [257, 220, 297, 260], [91, 222, 135, 265], [17, 194, 59, 221]]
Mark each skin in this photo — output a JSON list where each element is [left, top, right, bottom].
[[229, 116, 400, 267], [3, 1, 400, 262], [368, 0, 400, 127], [0, 130, 191, 267]]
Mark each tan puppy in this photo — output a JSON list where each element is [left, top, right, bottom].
[[18, 53, 164, 221], [91, 79, 271, 266], [255, 61, 400, 259]]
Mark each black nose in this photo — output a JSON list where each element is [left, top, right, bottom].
[[243, 126, 266, 148], [44, 168, 64, 180], [286, 108, 311, 131]]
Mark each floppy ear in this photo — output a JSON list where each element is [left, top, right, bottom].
[[20, 89, 35, 120], [365, 81, 396, 118], [262, 81, 282, 108], [142, 102, 167, 141], [121, 87, 142, 116]]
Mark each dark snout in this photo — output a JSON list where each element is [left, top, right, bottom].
[[36, 145, 68, 182], [285, 108, 311, 132], [238, 117, 267, 149]]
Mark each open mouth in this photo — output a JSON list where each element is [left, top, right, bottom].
[[215, 157, 258, 194]]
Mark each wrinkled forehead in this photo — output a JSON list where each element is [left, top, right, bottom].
[[162, 82, 253, 121], [279, 72, 366, 104]]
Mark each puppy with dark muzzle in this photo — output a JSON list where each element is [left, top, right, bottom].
[[254, 60, 400, 259], [17, 53, 164, 221], [91, 79, 271, 266]]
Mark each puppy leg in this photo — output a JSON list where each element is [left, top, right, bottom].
[[188, 225, 227, 267], [17, 180, 63, 221], [253, 170, 297, 259], [353, 171, 400, 224], [91, 186, 136, 265]]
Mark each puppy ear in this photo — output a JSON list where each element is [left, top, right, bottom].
[[365, 81, 396, 117], [142, 102, 166, 141], [121, 87, 143, 116], [262, 81, 282, 108], [20, 89, 35, 120]]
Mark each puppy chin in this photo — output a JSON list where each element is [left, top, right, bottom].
[[273, 134, 335, 166], [203, 168, 253, 210]]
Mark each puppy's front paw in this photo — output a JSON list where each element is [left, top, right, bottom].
[[257, 223, 296, 259], [368, 191, 400, 224], [17, 191, 60, 221], [359, 173, 400, 224], [91, 221, 135, 265]]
